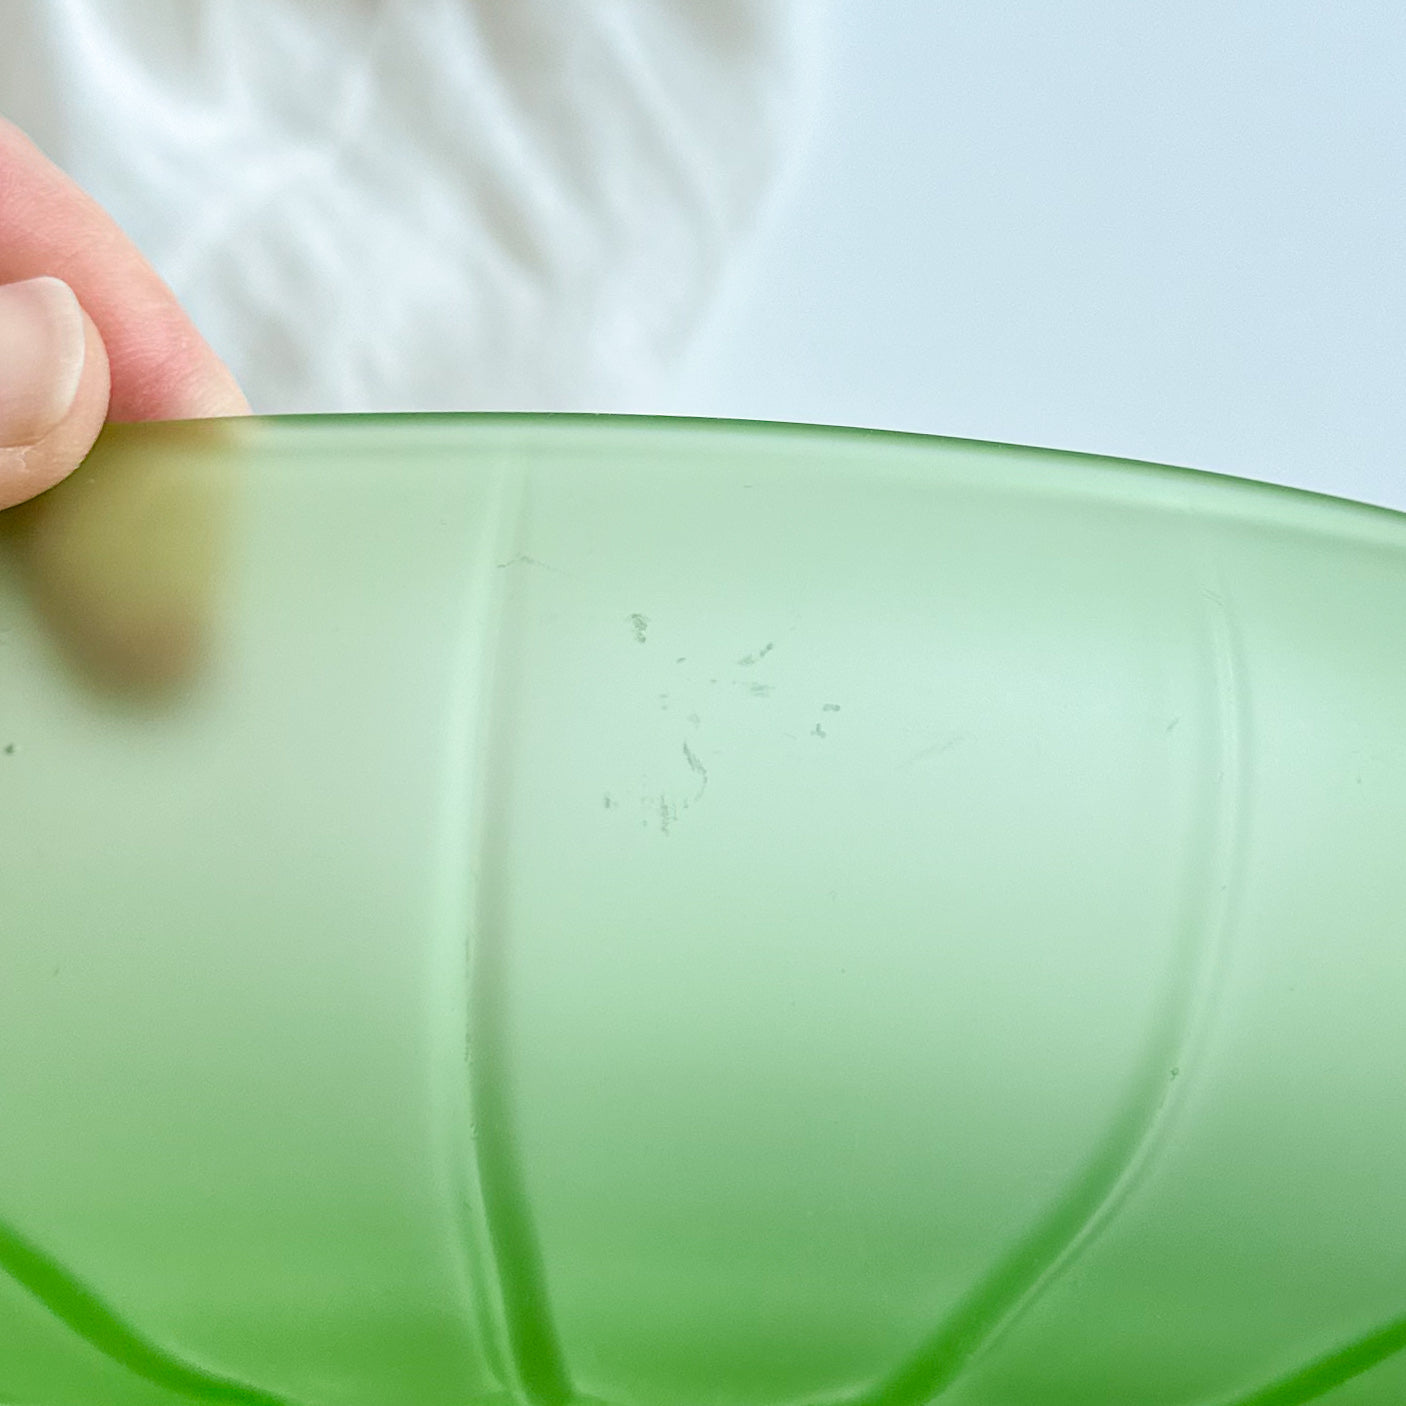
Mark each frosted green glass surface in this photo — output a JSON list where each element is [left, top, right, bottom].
[[3, 414, 1406, 1406]]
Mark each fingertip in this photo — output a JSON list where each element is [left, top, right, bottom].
[[0, 284, 111, 510], [1, 124, 248, 427], [104, 311, 250, 423]]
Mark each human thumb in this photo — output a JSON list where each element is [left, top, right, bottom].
[[0, 275, 111, 511], [1, 274, 233, 696]]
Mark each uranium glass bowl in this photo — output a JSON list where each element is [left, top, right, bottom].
[[3, 414, 1406, 1406]]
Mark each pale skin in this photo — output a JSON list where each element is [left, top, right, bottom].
[[0, 117, 248, 511], [0, 119, 250, 692]]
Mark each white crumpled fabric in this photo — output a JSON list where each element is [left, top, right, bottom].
[[0, 0, 823, 412]]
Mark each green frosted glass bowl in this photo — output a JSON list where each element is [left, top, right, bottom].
[[3, 414, 1406, 1406]]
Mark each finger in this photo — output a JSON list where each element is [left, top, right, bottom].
[[0, 278, 226, 698], [0, 118, 247, 698], [0, 116, 247, 422], [0, 275, 111, 510]]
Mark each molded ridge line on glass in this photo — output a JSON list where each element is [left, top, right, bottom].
[[821, 551, 1252, 1406], [1219, 1312, 1406, 1406], [0, 1216, 297, 1406], [460, 465, 575, 1406]]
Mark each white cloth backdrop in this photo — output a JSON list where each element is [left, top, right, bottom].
[[0, 0, 824, 413]]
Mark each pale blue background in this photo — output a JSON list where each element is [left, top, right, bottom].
[[677, 1, 1406, 510]]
